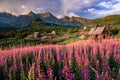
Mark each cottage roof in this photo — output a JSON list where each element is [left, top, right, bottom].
[[88, 28, 96, 34], [51, 30, 56, 33], [88, 26, 106, 35], [50, 30, 56, 35], [33, 32, 40, 35]]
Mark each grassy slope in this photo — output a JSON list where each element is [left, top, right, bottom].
[[94, 15, 120, 28]]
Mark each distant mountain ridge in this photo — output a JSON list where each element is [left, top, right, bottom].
[[0, 12, 33, 28], [0, 11, 120, 28], [0, 11, 83, 28], [61, 16, 93, 25]]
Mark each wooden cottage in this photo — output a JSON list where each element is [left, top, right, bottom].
[[32, 32, 41, 38], [83, 26, 87, 31], [50, 31, 56, 35], [88, 26, 110, 39]]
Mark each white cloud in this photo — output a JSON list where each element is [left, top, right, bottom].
[[0, 0, 120, 19], [0, 0, 61, 15], [67, 12, 79, 17], [0, 0, 29, 15], [21, 5, 26, 9], [59, 0, 98, 18], [98, 1, 112, 8], [62, 0, 98, 12], [87, 8, 96, 13], [56, 15, 63, 19], [85, 0, 120, 18]]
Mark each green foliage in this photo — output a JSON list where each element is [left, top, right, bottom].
[[0, 19, 81, 39], [28, 64, 35, 80], [71, 58, 82, 80], [108, 53, 119, 79], [89, 67, 96, 80], [110, 27, 119, 35], [0, 66, 5, 80], [0, 19, 82, 48], [94, 15, 120, 25], [116, 31, 120, 38]]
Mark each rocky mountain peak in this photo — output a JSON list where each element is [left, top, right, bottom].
[[62, 16, 70, 21], [27, 11, 36, 16], [40, 12, 53, 18]]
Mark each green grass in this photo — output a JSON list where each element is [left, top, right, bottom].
[[59, 38, 80, 44], [57, 34, 80, 44]]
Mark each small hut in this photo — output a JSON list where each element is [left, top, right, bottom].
[[88, 26, 110, 39], [32, 32, 41, 38], [50, 30, 56, 35], [83, 26, 87, 31]]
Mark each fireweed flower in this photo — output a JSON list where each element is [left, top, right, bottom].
[[61, 66, 75, 80], [114, 54, 120, 64], [62, 66, 70, 75], [10, 64, 17, 73], [102, 60, 110, 72], [47, 68, 53, 77], [84, 58, 90, 66], [69, 73, 75, 79], [36, 78, 41, 80], [4, 67, 8, 77], [81, 68, 90, 80], [96, 72, 112, 80], [36, 77, 47, 80]]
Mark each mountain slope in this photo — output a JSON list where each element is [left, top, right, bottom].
[[0, 19, 79, 38], [94, 15, 120, 25], [70, 16, 94, 24], [39, 12, 62, 25], [61, 16, 83, 26], [0, 12, 35, 28]]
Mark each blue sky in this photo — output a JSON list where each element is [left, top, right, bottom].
[[0, 0, 120, 19]]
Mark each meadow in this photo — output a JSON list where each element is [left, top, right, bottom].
[[0, 39, 120, 80]]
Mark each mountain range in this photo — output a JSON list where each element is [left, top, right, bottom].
[[0, 11, 120, 28], [0, 11, 83, 28]]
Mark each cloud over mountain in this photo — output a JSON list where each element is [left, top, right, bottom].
[[0, 0, 120, 19]]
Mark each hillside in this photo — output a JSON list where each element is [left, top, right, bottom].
[[70, 16, 94, 24], [61, 16, 94, 26], [0, 19, 81, 48], [94, 15, 120, 27], [0, 19, 70, 38], [93, 15, 120, 35], [95, 15, 120, 24]]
